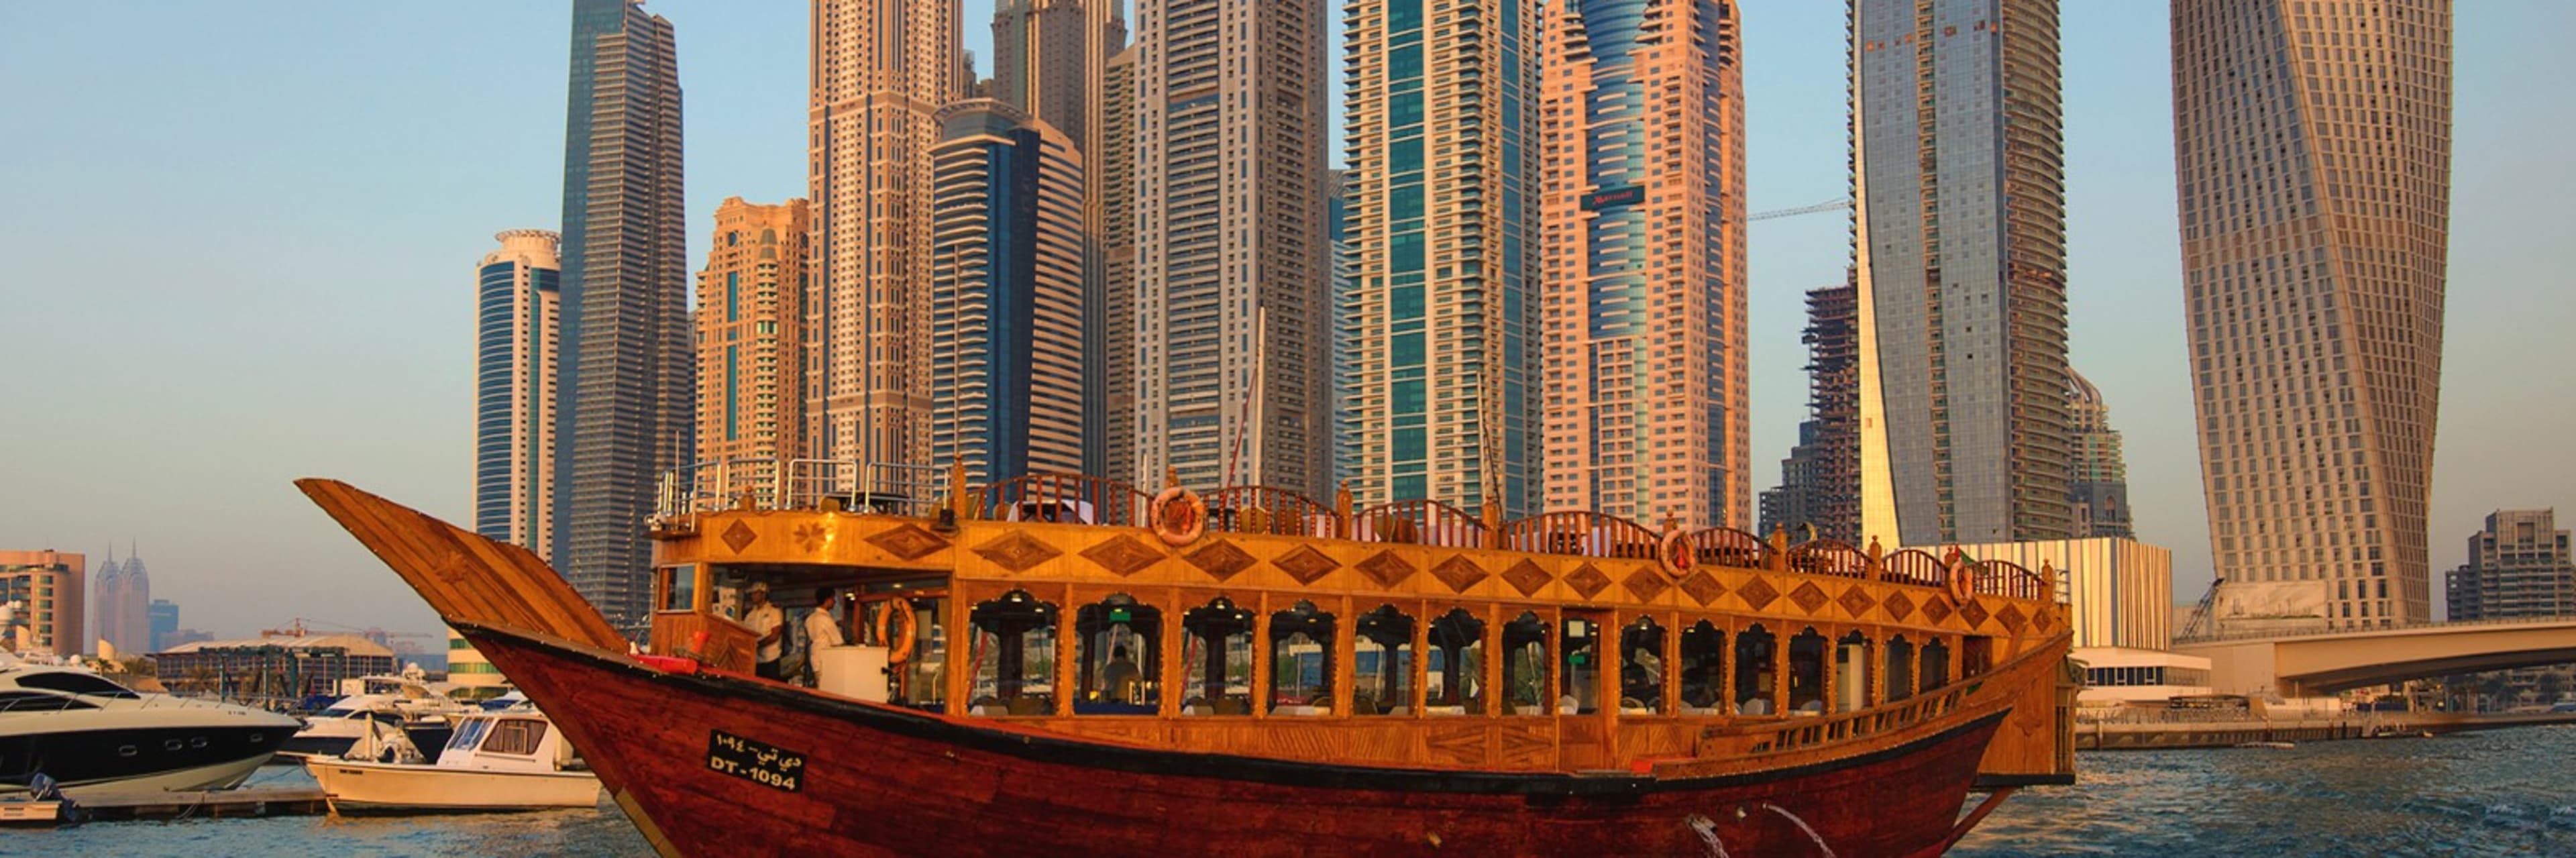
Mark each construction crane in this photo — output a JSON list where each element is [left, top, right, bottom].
[[2177, 578, 2226, 642], [1750, 198, 1854, 222], [260, 617, 439, 652]]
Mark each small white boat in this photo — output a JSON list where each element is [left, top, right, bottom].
[[284, 674, 476, 759], [303, 708, 601, 812]]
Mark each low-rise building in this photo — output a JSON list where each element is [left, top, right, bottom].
[[154, 633, 396, 701], [0, 549, 85, 657]]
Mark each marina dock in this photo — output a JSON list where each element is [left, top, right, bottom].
[[74, 788, 329, 820]]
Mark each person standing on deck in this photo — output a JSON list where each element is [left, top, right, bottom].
[[745, 582, 785, 680]]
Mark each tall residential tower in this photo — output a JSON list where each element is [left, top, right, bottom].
[[1849, 0, 2072, 546], [1539, 0, 1748, 529], [1132, 0, 1331, 495], [475, 229, 561, 555], [810, 0, 965, 489], [2173, 0, 2451, 625], [694, 199, 810, 502], [1348, 0, 1544, 515]]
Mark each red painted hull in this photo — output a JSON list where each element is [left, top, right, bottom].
[[468, 625, 2003, 857]]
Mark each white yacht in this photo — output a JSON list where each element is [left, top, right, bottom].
[[0, 659, 301, 798], [284, 674, 475, 759], [303, 706, 601, 811]]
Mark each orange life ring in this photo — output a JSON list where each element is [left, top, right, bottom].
[[1152, 486, 1207, 546], [875, 598, 918, 665], [1947, 567, 1976, 604], [1660, 529, 1695, 579]]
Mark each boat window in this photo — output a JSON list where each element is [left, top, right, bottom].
[[1788, 628, 1828, 714], [659, 565, 697, 612], [1352, 605, 1413, 715], [1559, 618, 1599, 715], [1502, 611, 1550, 716], [0, 690, 95, 712], [481, 718, 547, 755], [1921, 639, 1952, 691], [967, 590, 1059, 716], [1426, 609, 1485, 715], [1678, 621, 1723, 714], [1735, 624, 1777, 714], [1180, 597, 1253, 715], [1617, 616, 1664, 714], [874, 593, 947, 712], [1834, 631, 1872, 712], [14, 672, 139, 699], [1074, 594, 1160, 714], [445, 716, 492, 753], [1268, 601, 1335, 715], [1884, 636, 1916, 702]]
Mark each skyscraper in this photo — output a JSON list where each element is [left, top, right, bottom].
[[1132, 0, 1330, 496], [558, 0, 687, 631], [2065, 369, 2133, 539], [695, 199, 810, 502], [1850, 0, 2072, 546], [810, 0, 964, 491], [1761, 284, 1860, 543], [1330, 168, 1359, 490], [1348, 0, 1544, 515], [990, 0, 1126, 477], [2173, 0, 2451, 626], [928, 101, 1087, 485], [476, 229, 561, 555], [2445, 510, 2572, 623], [1099, 46, 1140, 486], [88, 547, 147, 657], [149, 598, 177, 653], [1538, 0, 1748, 529]]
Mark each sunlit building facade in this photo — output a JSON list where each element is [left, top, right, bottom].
[[1539, 0, 1748, 529], [1348, 0, 1544, 515], [0, 550, 83, 657], [476, 229, 560, 555], [1099, 46, 1140, 487], [2066, 369, 2133, 539], [694, 199, 809, 502], [928, 102, 1087, 484], [2173, 0, 2452, 626], [1850, 0, 2073, 546]]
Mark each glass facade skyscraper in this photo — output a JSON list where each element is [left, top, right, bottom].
[[476, 229, 561, 557], [2174, 0, 2451, 625], [558, 0, 687, 631], [1348, 0, 1543, 515], [928, 102, 1087, 485], [1539, 0, 1748, 529], [1850, 0, 2072, 547]]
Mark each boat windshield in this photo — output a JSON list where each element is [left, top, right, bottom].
[[13, 671, 140, 699], [446, 716, 494, 753]]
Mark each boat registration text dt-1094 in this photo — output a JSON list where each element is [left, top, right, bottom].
[[706, 730, 806, 792]]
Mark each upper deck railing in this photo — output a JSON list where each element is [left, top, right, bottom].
[[651, 461, 2069, 604]]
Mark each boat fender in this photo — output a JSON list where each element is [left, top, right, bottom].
[[1152, 486, 1207, 546], [1660, 529, 1695, 579], [1947, 568, 1975, 604], [877, 599, 919, 665]]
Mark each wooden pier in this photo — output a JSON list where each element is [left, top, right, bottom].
[[73, 787, 330, 820]]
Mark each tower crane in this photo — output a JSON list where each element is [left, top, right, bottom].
[[1749, 198, 1854, 221]]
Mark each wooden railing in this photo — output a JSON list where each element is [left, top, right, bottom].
[[1499, 511, 1660, 559], [1691, 680, 1970, 759], [651, 610, 757, 674], [1881, 549, 1949, 588], [1785, 539, 1870, 580], [1353, 498, 1489, 548], [1203, 486, 1334, 537], [975, 473, 1155, 527], [1684, 527, 1774, 570], [1974, 559, 2051, 601]]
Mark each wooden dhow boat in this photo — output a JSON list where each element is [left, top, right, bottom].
[[299, 468, 2076, 857]]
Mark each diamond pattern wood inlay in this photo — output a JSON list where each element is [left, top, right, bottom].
[[1882, 590, 1917, 622], [1183, 539, 1257, 582], [720, 520, 759, 553], [863, 523, 947, 561], [1356, 551, 1417, 588], [1428, 555, 1488, 593], [1836, 586, 1876, 619], [1624, 567, 1670, 602], [1921, 596, 1953, 625], [1500, 559, 1552, 597], [1957, 598, 1990, 629], [1678, 572, 1727, 606], [1564, 564, 1613, 600], [2033, 607, 2055, 634], [1079, 535, 1164, 578], [1735, 576, 1780, 611], [971, 531, 1061, 574], [1272, 545, 1340, 585], [1994, 603, 2027, 634], [1788, 582, 1830, 614]]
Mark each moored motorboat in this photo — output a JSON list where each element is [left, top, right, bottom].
[[282, 676, 473, 760], [303, 706, 602, 812], [303, 471, 2080, 856], [0, 659, 301, 799]]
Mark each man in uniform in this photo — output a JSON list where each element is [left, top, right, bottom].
[[745, 582, 786, 680]]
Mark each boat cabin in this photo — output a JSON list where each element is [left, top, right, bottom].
[[645, 470, 2076, 781], [439, 710, 583, 774]]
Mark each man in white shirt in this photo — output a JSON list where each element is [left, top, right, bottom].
[[744, 582, 785, 680], [802, 588, 846, 669]]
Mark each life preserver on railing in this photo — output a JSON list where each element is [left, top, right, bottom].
[[1152, 486, 1207, 546], [1946, 568, 1976, 604], [875, 598, 918, 665], [1660, 529, 1695, 579]]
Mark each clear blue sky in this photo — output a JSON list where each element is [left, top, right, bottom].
[[3, 2, 2569, 642]]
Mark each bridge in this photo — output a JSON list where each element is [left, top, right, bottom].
[[2175, 616, 2576, 695]]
